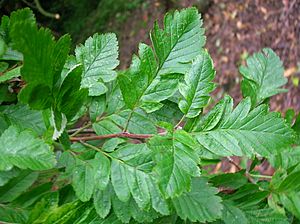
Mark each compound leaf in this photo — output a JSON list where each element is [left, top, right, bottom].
[[118, 8, 205, 112]]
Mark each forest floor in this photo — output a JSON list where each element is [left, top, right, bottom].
[[117, 0, 300, 113]]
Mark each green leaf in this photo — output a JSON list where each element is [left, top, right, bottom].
[[240, 48, 287, 106], [0, 168, 20, 187], [93, 119, 121, 135], [0, 204, 28, 224], [0, 36, 6, 57], [0, 15, 10, 42], [221, 201, 248, 224], [151, 7, 205, 75], [102, 138, 125, 152], [210, 171, 248, 190], [55, 64, 88, 119], [128, 197, 160, 223], [0, 170, 38, 203], [244, 208, 289, 224], [11, 182, 53, 208], [0, 126, 55, 171], [269, 146, 300, 169], [278, 170, 300, 192], [148, 100, 183, 124], [223, 184, 269, 209], [171, 177, 222, 222], [11, 23, 70, 88], [0, 66, 21, 83], [93, 184, 112, 219], [75, 33, 119, 96], [0, 61, 8, 72], [148, 130, 200, 198], [0, 104, 46, 135], [9, 7, 35, 29], [111, 194, 131, 223], [94, 152, 110, 190], [105, 82, 125, 115], [32, 200, 89, 224], [0, 47, 23, 61], [89, 95, 106, 122], [278, 192, 300, 220], [19, 84, 53, 110], [27, 192, 59, 223], [72, 160, 96, 202], [118, 8, 205, 112], [179, 50, 215, 118], [194, 96, 294, 157], [10, 20, 70, 109], [111, 195, 159, 223]]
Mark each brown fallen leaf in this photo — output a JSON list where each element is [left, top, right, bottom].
[[284, 66, 297, 77]]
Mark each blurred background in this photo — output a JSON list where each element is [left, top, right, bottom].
[[1, 0, 299, 112]]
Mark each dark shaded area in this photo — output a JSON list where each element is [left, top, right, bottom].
[[1, 0, 299, 112]]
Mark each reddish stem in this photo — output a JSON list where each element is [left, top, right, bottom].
[[70, 132, 162, 142]]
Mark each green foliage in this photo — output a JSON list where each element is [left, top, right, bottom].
[[193, 96, 294, 158], [0, 126, 55, 171], [240, 48, 287, 106], [0, 7, 298, 224], [75, 33, 119, 96]]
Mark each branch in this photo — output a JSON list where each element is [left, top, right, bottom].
[[70, 122, 92, 137], [174, 115, 186, 129], [34, 0, 60, 19], [227, 157, 256, 184], [70, 132, 166, 142]]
